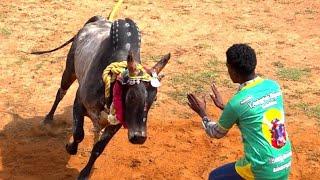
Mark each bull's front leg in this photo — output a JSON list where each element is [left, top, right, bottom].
[[78, 124, 122, 180]]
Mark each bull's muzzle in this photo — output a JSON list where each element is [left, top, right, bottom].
[[129, 131, 147, 144]]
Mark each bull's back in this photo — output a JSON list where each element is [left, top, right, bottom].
[[74, 20, 112, 83]]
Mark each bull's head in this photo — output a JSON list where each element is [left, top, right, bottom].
[[109, 18, 170, 144], [123, 52, 170, 144]]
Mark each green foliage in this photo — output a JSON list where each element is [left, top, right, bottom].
[[276, 67, 309, 81], [0, 27, 11, 36], [295, 103, 320, 120], [169, 70, 217, 103], [272, 61, 284, 68]]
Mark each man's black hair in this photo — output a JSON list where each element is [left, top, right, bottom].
[[226, 44, 257, 76]]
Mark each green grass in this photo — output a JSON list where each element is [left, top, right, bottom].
[[310, 106, 320, 119], [149, 55, 164, 63], [304, 8, 318, 15], [167, 55, 228, 104], [220, 78, 234, 88], [295, 103, 320, 120], [15, 56, 30, 65], [213, 0, 223, 3], [276, 67, 310, 81], [196, 43, 211, 49], [169, 70, 217, 104], [206, 56, 221, 67], [272, 61, 284, 68], [295, 8, 318, 15], [35, 62, 44, 71], [0, 27, 11, 36]]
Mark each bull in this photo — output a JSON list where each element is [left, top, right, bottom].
[[32, 15, 170, 179]]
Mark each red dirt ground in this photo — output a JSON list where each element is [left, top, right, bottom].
[[1, 0, 319, 179]]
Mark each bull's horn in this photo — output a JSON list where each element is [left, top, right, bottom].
[[158, 73, 165, 81], [127, 51, 137, 76], [152, 53, 171, 74]]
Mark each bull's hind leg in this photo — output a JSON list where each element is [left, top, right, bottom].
[[78, 124, 122, 179], [66, 91, 86, 155], [43, 47, 76, 124]]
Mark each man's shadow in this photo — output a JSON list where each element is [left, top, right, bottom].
[[0, 106, 79, 179]]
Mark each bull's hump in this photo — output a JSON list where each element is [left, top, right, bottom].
[[78, 21, 112, 42], [110, 18, 141, 57]]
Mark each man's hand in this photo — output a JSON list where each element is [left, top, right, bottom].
[[210, 82, 224, 110], [187, 93, 207, 118]]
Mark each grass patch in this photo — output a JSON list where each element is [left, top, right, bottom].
[[276, 67, 309, 81], [272, 61, 284, 68], [35, 62, 45, 71], [213, 0, 223, 3], [0, 27, 11, 36], [149, 55, 164, 63], [196, 43, 211, 49], [295, 8, 318, 15], [169, 70, 217, 103], [167, 55, 227, 104], [219, 78, 234, 88], [305, 8, 318, 15], [295, 103, 320, 120], [206, 55, 221, 67]]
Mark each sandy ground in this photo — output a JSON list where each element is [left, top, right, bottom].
[[0, 0, 320, 179]]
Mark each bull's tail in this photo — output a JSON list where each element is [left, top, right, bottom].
[[31, 36, 74, 55]]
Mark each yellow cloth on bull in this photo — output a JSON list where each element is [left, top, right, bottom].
[[102, 61, 152, 98]]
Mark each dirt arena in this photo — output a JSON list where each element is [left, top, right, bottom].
[[0, 0, 319, 179]]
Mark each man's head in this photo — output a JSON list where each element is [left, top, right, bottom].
[[226, 44, 257, 83]]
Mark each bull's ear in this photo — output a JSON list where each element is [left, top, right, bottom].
[[152, 53, 171, 74], [127, 51, 137, 76]]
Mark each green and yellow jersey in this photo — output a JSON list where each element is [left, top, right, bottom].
[[217, 77, 292, 180]]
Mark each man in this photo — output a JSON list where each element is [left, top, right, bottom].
[[187, 44, 292, 180]]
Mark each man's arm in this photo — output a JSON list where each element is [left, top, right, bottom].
[[202, 116, 228, 139], [186, 93, 236, 138]]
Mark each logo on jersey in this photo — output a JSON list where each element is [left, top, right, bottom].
[[262, 108, 287, 148]]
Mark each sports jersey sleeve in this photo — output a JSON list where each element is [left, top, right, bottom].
[[218, 101, 238, 130]]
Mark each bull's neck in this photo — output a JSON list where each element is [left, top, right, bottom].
[[87, 48, 140, 81], [110, 49, 141, 64]]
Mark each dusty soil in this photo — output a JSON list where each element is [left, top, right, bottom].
[[1, 0, 320, 179]]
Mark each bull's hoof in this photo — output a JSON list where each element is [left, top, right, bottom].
[[66, 142, 78, 155], [78, 168, 90, 180], [77, 176, 89, 180], [41, 114, 53, 125]]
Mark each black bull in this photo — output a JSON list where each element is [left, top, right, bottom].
[[32, 16, 171, 179]]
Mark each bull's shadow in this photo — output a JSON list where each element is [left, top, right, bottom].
[[0, 106, 79, 179]]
